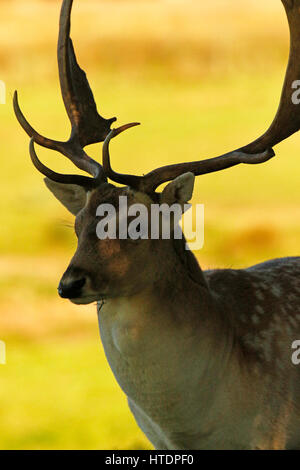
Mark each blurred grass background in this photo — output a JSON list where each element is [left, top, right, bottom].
[[0, 0, 299, 449]]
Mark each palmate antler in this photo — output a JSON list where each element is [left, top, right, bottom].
[[15, 0, 300, 194], [14, 0, 137, 188]]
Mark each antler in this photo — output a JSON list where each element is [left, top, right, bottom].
[[103, 0, 300, 193], [14, 0, 133, 188], [15, 0, 300, 193]]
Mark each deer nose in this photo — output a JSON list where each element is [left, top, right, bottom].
[[58, 277, 86, 299]]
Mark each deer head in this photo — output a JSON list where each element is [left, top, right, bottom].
[[14, 0, 300, 304]]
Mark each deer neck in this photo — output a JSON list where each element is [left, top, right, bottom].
[[97, 237, 233, 406]]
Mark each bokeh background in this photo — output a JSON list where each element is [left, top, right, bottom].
[[0, 0, 299, 449]]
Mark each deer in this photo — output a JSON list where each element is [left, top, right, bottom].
[[14, 0, 300, 450]]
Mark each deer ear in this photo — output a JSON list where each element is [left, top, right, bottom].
[[44, 178, 87, 215], [160, 172, 195, 206]]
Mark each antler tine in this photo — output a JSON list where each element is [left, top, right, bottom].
[[109, 0, 298, 193], [102, 123, 142, 188], [29, 138, 98, 188], [14, 0, 119, 185], [13, 91, 63, 153], [14, 89, 103, 182]]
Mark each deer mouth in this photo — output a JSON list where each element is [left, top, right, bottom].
[[69, 294, 101, 305]]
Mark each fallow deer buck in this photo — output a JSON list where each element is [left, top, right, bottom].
[[14, 0, 300, 450]]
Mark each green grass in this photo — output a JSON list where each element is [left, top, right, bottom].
[[0, 338, 151, 450]]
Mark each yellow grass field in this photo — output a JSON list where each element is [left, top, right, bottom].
[[0, 0, 299, 449]]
